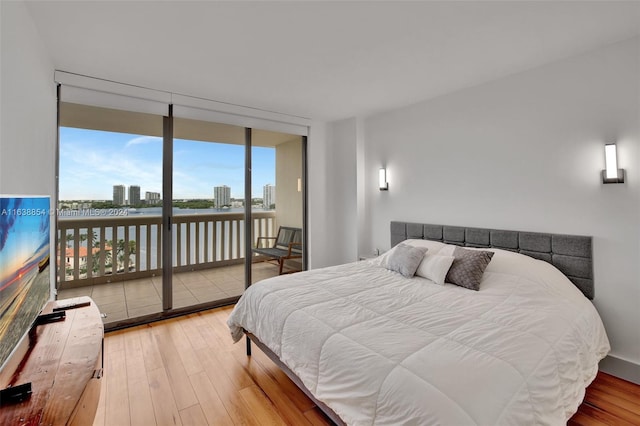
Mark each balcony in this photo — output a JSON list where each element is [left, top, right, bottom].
[[57, 211, 282, 325], [57, 263, 279, 324]]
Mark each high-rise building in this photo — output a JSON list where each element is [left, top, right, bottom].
[[263, 184, 276, 209], [113, 185, 126, 205], [128, 185, 140, 206], [214, 185, 231, 208], [145, 191, 161, 205]]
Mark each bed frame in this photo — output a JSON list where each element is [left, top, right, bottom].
[[245, 332, 346, 426], [244, 221, 595, 425]]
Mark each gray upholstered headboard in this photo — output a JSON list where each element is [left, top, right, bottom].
[[391, 221, 594, 299]]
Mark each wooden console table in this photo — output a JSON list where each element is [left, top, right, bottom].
[[0, 296, 103, 425]]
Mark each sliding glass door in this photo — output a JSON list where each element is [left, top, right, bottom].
[[57, 103, 165, 324], [170, 118, 247, 309], [57, 95, 308, 329]]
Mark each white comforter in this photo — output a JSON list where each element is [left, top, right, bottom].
[[227, 249, 609, 425]]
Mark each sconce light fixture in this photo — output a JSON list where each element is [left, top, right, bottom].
[[379, 168, 388, 191], [297, 177, 302, 192], [602, 143, 624, 184]]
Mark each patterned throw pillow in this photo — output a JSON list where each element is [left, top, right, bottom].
[[445, 246, 494, 290], [386, 243, 428, 277]]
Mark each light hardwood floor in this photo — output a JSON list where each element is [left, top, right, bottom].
[[94, 305, 640, 426], [569, 371, 640, 426], [93, 305, 331, 426]]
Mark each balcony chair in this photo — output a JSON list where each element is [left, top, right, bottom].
[[252, 226, 302, 275]]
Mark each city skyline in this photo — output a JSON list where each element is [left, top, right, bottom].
[[104, 183, 276, 205], [61, 182, 277, 205], [59, 127, 276, 201]]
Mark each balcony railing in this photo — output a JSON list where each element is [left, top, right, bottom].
[[57, 211, 276, 289]]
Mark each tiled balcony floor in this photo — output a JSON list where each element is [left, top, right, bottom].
[[57, 262, 279, 325]]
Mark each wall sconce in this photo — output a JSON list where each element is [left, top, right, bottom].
[[379, 168, 388, 191], [297, 177, 302, 192], [602, 143, 625, 184]]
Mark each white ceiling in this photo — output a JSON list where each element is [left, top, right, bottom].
[[25, 1, 640, 122]]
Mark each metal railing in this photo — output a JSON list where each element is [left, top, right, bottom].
[[57, 211, 276, 288]]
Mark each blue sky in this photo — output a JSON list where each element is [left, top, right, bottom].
[[59, 127, 275, 200]]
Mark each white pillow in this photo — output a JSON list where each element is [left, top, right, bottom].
[[415, 253, 455, 285], [403, 239, 446, 254], [437, 243, 456, 257]]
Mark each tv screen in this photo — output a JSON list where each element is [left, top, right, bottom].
[[0, 196, 51, 370]]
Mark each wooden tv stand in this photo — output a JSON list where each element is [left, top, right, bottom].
[[0, 296, 103, 425]]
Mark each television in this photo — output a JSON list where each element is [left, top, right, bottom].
[[0, 196, 51, 372]]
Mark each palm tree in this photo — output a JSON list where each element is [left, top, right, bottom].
[[90, 237, 112, 274], [65, 233, 74, 248], [65, 229, 97, 248], [105, 239, 136, 272]]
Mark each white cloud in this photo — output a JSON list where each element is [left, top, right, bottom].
[[125, 136, 162, 147]]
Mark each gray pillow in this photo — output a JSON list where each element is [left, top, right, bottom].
[[445, 246, 494, 290], [386, 243, 428, 277]]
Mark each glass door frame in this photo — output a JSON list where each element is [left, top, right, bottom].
[[161, 115, 308, 310], [244, 128, 253, 290], [162, 106, 173, 311]]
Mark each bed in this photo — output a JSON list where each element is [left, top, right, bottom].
[[227, 222, 610, 425]]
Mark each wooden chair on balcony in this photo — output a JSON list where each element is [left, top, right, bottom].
[[252, 226, 302, 275]]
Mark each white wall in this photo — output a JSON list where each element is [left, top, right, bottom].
[[361, 37, 640, 379], [307, 121, 330, 268], [307, 118, 359, 268], [0, 1, 56, 293], [0, 1, 56, 194], [327, 118, 359, 265]]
